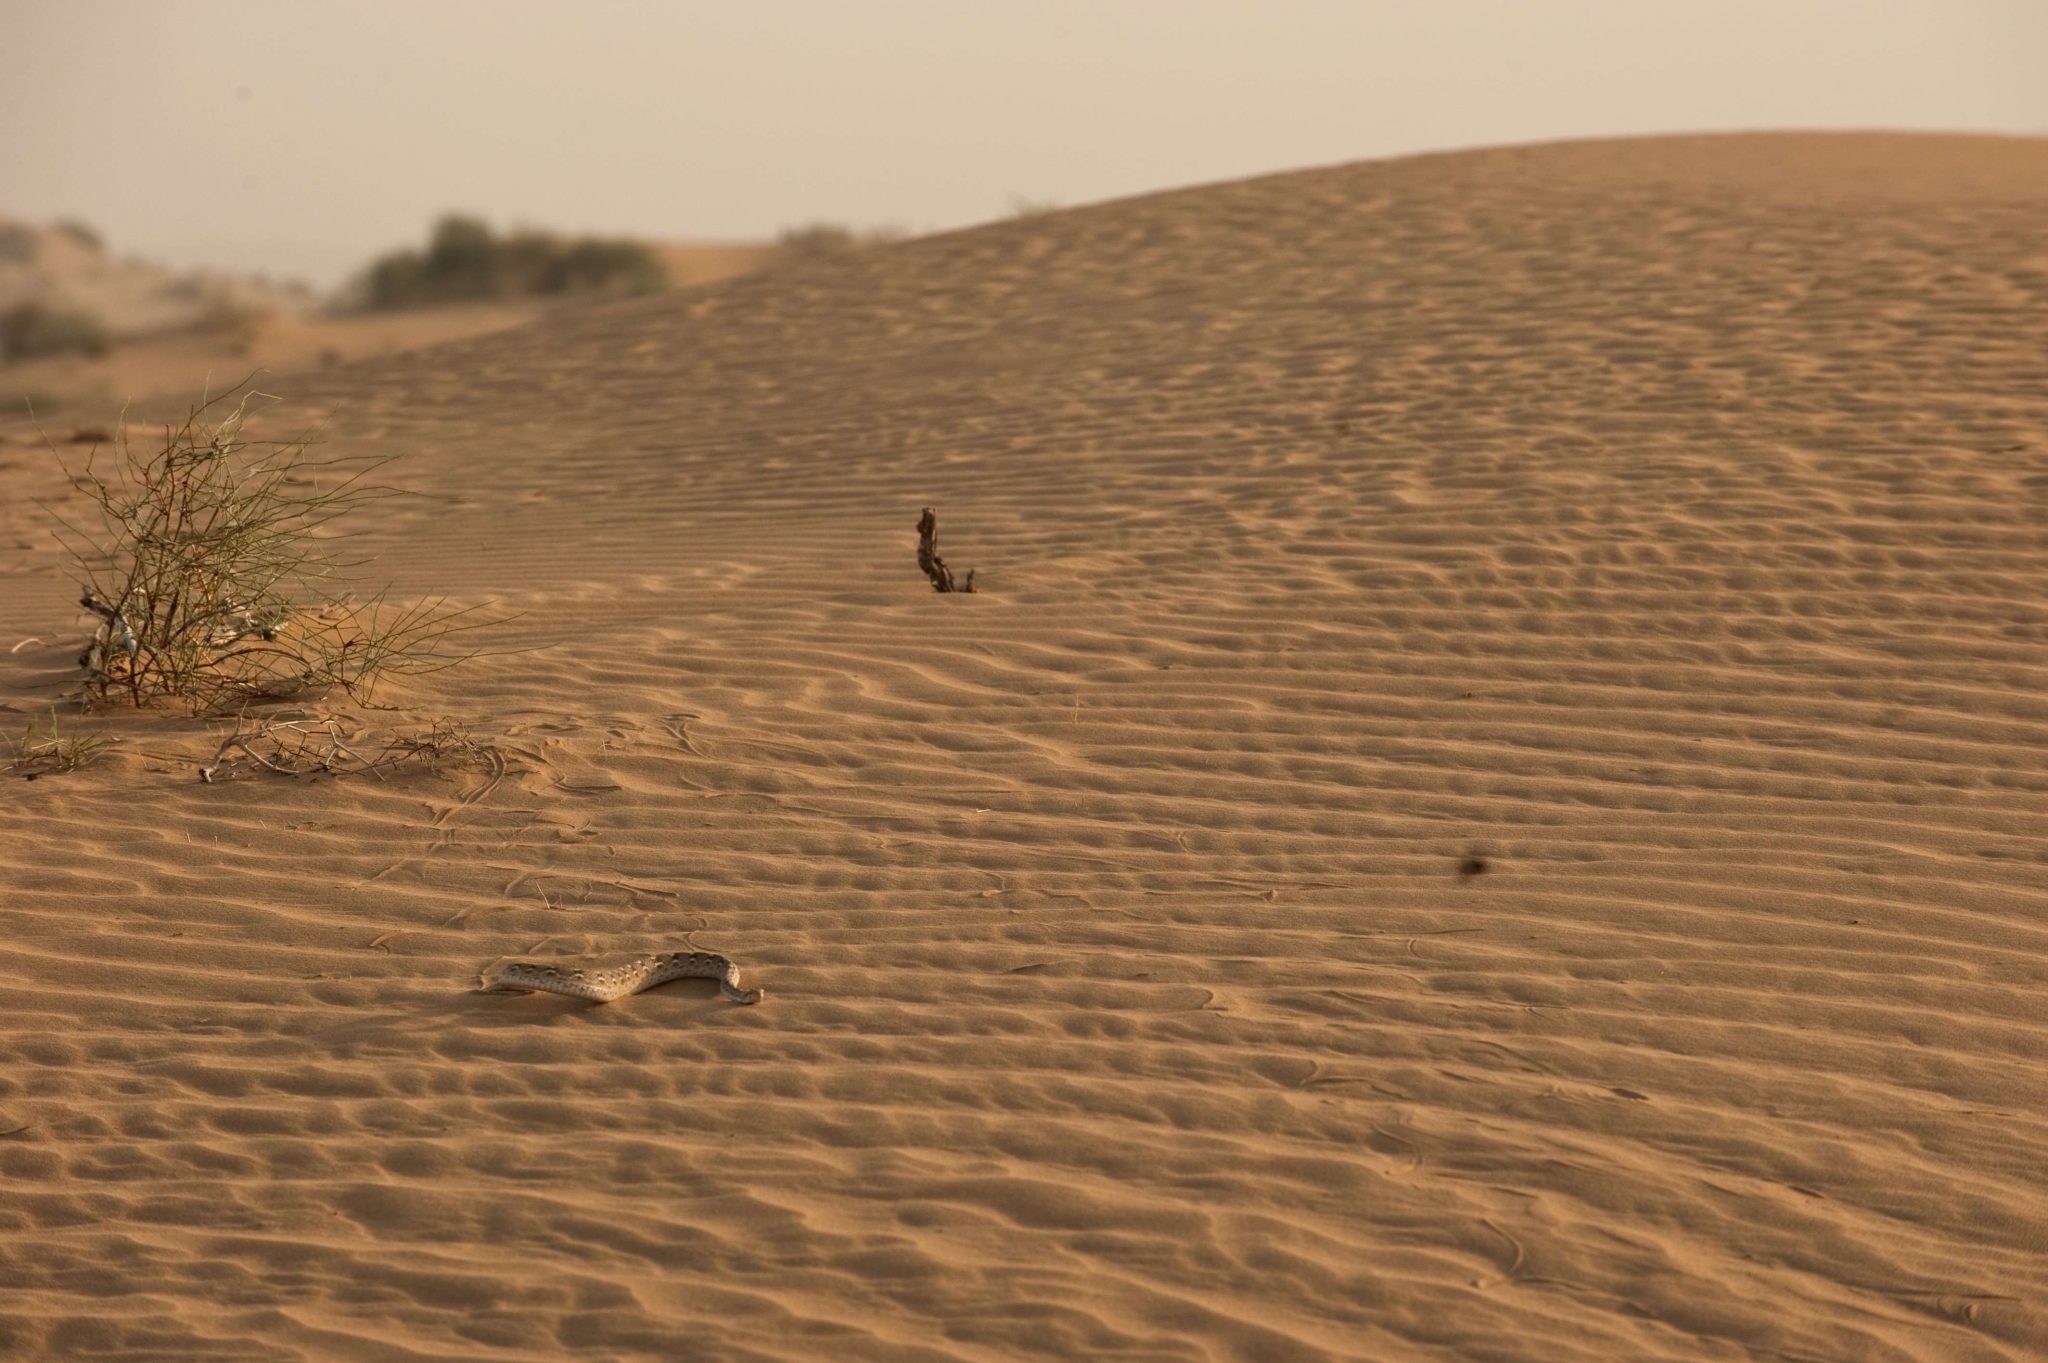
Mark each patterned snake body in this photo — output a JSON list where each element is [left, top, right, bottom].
[[481, 951, 763, 1004]]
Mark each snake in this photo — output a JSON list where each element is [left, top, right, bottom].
[[479, 951, 763, 1005]]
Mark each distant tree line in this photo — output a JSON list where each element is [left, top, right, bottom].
[[352, 214, 667, 310]]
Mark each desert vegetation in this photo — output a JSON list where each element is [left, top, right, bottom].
[[773, 220, 907, 264], [0, 215, 782, 415], [2, 708, 119, 779], [197, 711, 499, 783], [352, 214, 667, 310], [45, 380, 498, 714]]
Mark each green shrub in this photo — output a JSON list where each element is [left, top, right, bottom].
[[547, 238, 667, 295], [353, 215, 668, 310], [4, 709, 118, 779], [419, 214, 499, 301], [48, 381, 499, 712], [0, 302, 111, 362], [773, 221, 908, 267], [776, 221, 861, 260], [494, 229, 560, 297]]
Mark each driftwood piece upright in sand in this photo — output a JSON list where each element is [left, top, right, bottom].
[[916, 506, 976, 593]]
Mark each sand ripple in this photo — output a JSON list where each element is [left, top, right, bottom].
[[2, 133, 2044, 1361]]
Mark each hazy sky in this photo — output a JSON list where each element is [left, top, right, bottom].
[[4, 0, 2044, 289]]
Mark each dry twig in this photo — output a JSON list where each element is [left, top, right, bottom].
[[916, 506, 976, 593], [198, 713, 497, 783]]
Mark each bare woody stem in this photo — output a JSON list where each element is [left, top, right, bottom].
[[916, 506, 976, 593]]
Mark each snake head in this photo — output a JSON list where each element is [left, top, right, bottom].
[[479, 963, 582, 993]]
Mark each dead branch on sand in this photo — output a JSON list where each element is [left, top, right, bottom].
[[916, 506, 976, 593], [198, 713, 499, 784]]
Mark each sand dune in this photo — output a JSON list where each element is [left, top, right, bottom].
[[1, 237, 781, 421], [1, 132, 2044, 1361]]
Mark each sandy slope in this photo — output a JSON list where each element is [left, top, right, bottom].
[[1, 239, 775, 417], [0, 132, 2044, 1362]]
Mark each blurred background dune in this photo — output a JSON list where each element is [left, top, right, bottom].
[[3, 0, 2043, 415]]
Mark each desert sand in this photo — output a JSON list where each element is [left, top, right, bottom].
[[0, 132, 2044, 1361], [1, 234, 776, 420]]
